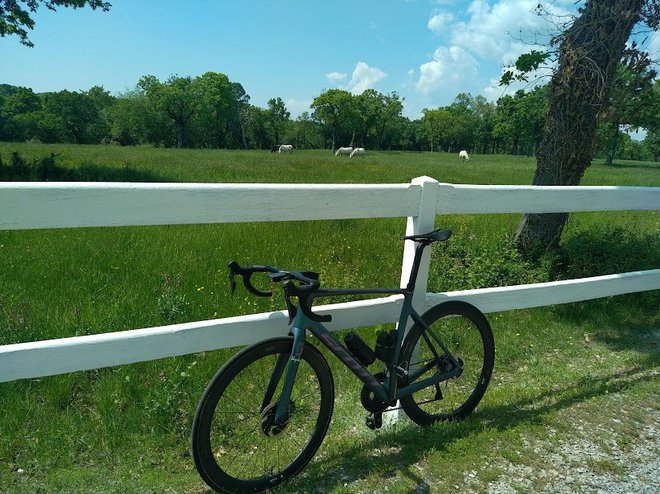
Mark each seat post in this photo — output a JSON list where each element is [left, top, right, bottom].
[[405, 241, 430, 292]]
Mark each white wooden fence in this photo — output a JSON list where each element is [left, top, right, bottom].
[[1, 176, 659, 383]]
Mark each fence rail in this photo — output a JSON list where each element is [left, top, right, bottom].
[[2, 182, 658, 230], [1, 177, 658, 383]]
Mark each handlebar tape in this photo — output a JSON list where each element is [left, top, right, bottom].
[[228, 260, 275, 297], [229, 260, 331, 323]]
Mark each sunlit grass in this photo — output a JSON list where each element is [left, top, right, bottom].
[[0, 143, 658, 492]]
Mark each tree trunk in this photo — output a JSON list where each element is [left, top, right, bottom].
[[176, 122, 184, 148], [515, 0, 643, 255], [605, 120, 620, 167]]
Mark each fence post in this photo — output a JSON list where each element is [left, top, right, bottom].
[[387, 176, 440, 424], [399, 176, 440, 311]]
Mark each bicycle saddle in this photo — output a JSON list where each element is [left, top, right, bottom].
[[402, 228, 451, 243]]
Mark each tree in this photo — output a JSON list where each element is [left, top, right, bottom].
[[195, 72, 235, 148], [642, 127, 660, 161], [493, 89, 548, 156], [267, 97, 290, 145], [110, 89, 168, 146], [472, 96, 497, 154], [311, 89, 358, 152], [291, 111, 323, 149], [602, 50, 658, 166], [354, 90, 404, 150], [245, 105, 269, 149], [139, 75, 200, 148], [230, 82, 250, 149], [512, 0, 656, 254], [0, 86, 39, 139], [354, 89, 383, 149], [0, 0, 111, 47], [421, 108, 452, 152]]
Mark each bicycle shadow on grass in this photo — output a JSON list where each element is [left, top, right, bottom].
[[285, 357, 657, 494]]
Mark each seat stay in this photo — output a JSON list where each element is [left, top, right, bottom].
[[410, 308, 461, 368]]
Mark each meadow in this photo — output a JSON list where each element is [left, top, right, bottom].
[[0, 142, 658, 493]]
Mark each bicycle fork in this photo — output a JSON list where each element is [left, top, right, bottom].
[[262, 325, 306, 426]]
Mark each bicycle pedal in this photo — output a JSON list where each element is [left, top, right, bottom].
[[365, 413, 383, 430]]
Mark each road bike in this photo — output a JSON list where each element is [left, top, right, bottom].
[[191, 228, 495, 493]]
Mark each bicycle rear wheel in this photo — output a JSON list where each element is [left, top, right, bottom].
[[191, 337, 334, 494], [399, 301, 494, 426]]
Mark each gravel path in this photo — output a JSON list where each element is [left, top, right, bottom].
[[485, 408, 659, 493]]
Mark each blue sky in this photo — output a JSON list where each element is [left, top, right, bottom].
[[1, 1, 657, 119]]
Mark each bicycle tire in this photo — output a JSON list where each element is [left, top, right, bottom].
[[191, 337, 334, 494], [399, 301, 494, 426]]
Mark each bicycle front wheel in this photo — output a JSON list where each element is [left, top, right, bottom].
[[191, 337, 334, 494], [400, 301, 494, 426]]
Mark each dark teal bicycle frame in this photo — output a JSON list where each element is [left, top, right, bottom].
[[272, 286, 462, 424]]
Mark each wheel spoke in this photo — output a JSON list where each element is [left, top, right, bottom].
[[399, 303, 494, 425], [191, 339, 334, 492]]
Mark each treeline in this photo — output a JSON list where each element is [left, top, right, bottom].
[[0, 71, 657, 160]]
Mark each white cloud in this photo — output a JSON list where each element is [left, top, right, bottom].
[[347, 62, 388, 94], [285, 97, 313, 119], [450, 0, 568, 63], [415, 46, 478, 95], [413, 0, 572, 103], [326, 72, 347, 84], [428, 12, 454, 35]]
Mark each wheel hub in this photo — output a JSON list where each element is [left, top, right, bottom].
[[260, 401, 295, 437]]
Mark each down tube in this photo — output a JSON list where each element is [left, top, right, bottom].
[[307, 321, 388, 403]]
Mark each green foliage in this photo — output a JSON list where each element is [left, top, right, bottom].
[[500, 50, 550, 85], [156, 273, 191, 324], [1, 78, 655, 160], [145, 360, 196, 435], [0, 0, 111, 47], [311, 89, 359, 149], [552, 226, 660, 280], [429, 234, 548, 293], [267, 96, 289, 144]]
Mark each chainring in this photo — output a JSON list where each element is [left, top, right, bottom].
[[360, 371, 390, 413]]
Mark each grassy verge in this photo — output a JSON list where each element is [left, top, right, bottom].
[[0, 143, 658, 492]]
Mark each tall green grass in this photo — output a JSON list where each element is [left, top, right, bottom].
[[0, 143, 658, 493]]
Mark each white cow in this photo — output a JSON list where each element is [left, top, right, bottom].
[[279, 144, 294, 153], [349, 147, 366, 158], [335, 147, 353, 156], [459, 150, 470, 161]]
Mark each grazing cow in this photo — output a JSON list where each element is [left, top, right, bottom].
[[349, 147, 366, 158], [459, 150, 470, 161], [271, 144, 281, 153], [279, 144, 294, 153], [335, 147, 353, 156]]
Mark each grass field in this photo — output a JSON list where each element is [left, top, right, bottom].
[[0, 142, 658, 493]]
